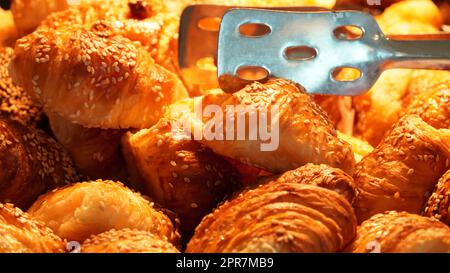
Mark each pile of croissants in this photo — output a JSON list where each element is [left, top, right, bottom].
[[0, 0, 449, 253]]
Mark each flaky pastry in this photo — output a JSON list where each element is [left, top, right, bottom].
[[81, 228, 179, 253], [0, 203, 65, 253], [354, 115, 450, 223], [347, 211, 450, 253], [28, 180, 180, 244]]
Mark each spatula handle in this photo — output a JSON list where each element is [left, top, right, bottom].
[[382, 36, 450, 70]]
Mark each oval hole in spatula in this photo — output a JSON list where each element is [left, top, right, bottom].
[[284, 46, 318, 61], [333, 25, 364, 40], [198, 17, 222, 32], [236, 66, 270, 81], [331, 67, 362, 81], [239, 23, 271, 37]]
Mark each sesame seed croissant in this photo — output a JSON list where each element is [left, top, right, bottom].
[[11, 0, 71, 37], [186, 182, 357, 253], [354, 115, 450, 223], [257, 163, 358, 205], [9, 23, 188, 129], [0, 118, 79, 209], [0, 47, 41, 127], [0, 203, 66, 253], [40, 0, 179, 73], [194, 79, 355, 175], [404, 80, 450, 130], [122, 116, 241, 239], [81, 228, 179, 253], [423, 170, 450, 226], [27, 180, 180, 244], [48, 112, 128, 181], [347, 211, 450, 253]]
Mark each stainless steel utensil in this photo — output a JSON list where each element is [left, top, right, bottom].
[[179, 5, 450, 95]]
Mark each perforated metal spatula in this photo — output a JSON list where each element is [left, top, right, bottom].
[[179, 5, 450, 95]]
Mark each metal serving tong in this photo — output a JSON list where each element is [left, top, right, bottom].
[[178, 5, 450, 95]]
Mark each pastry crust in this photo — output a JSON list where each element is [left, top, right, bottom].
[[48, 112, 128, 181], [40, 0, 179, 73], [404, 80, 450, 130], [186, 182, 356, 253], [0, 47, 41, 127], [197, 79, 355, 175], [11, 0, 71, 36], [0, 203, 65, 253], [423, 170, 450, 226], [259, 163, 358, 205], [354, 115, 450, 223], [10, 23, 188, 129], [27, 180, 180, 244], [347, 211, 450, 253], [122, 117, 241, 238], [81, 228, 179, 253], [0, 118, 79, 208]]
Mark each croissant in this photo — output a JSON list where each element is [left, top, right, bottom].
[[354, 115, 450, 223], [376, 0, 443, 32], [1, 47, 41, 127], [0, 203, 65, 253], [81, 228, 179, 253], [258, 163, 358, 205], [347, 211, 450, 253], [423, 170, 450, 226], [196, 79, 355, 175], [10, 23, 188, 129], [27, 180, 180, 244], [48, 112, 128, 181], [0, 118, 79, 209], [403, 70, 450, 106], [11, 0, 71, 36], [404, 80, 450, 130], [122, 117, 241, 238], [186, 182, 356, 253], [40, 0, 178, 73]]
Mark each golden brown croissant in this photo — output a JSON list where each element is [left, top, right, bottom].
[[196, 79, 355, 175], [258, 163, 358, 204], [40, 0, 178, 73], [10, 23, 188, 129], [347, 211, 450, 253], [11, 0, 72, 36], [1, 47, 41, 127], [0, 203, 65, 253], [27, 180, 180, 244], [423, 170, 450, 226], [403, 70, 450, 106], [0, 118, 79, 209], [48, 112, 128, 181], [404, 80, 450, 130], [186, 182, 356, 253], [376, 0, 443, 33], [354, 115, 450, 223], [122, 117, 241, 238], [81, 228, 179, 253]]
